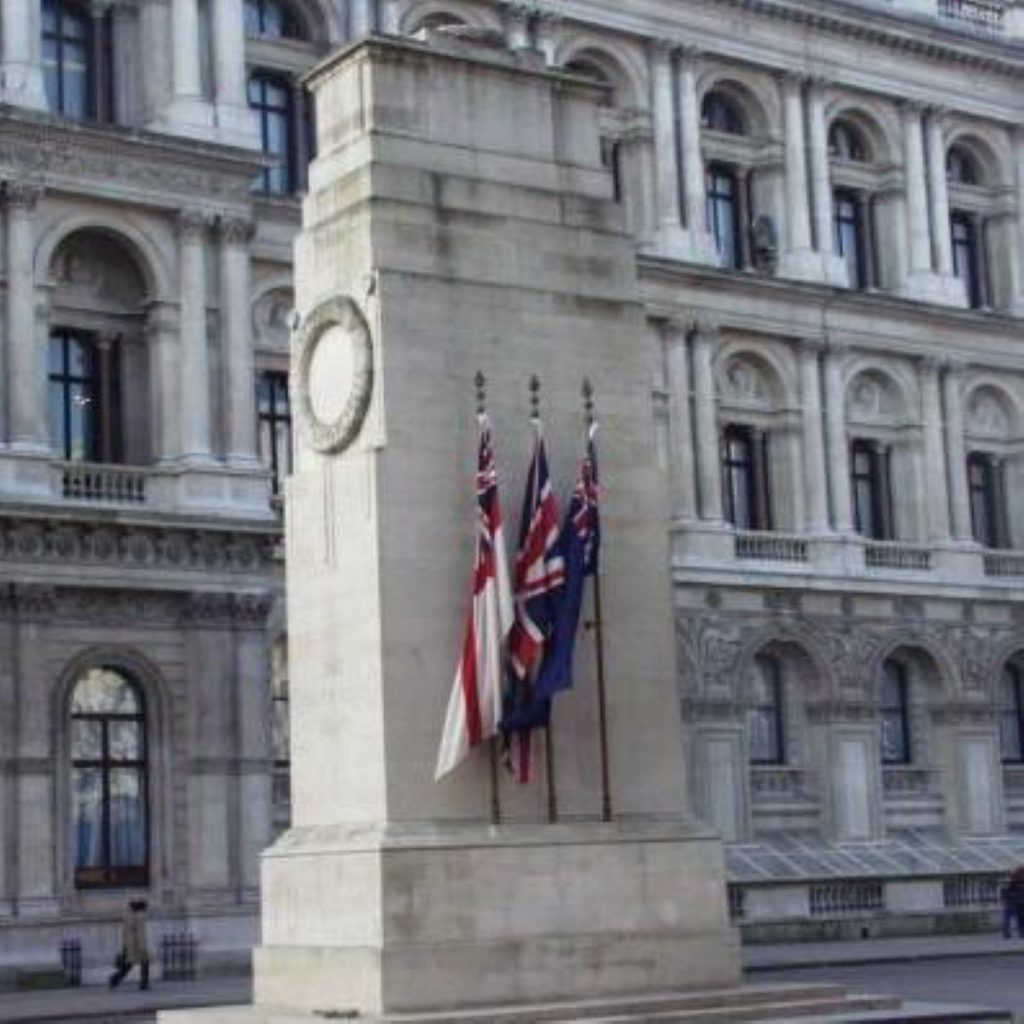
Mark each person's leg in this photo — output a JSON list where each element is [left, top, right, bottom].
[[1004, 902, 1013, 938], [140, 958, 149, 990], [1015, 904, 1024, 937], [108, 959, 129, 988]]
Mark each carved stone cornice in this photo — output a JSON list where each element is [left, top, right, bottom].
[[3, 180, 43, 210], [0, 515, 279, 576], [217, 215, 256, 246], [177, 208, 211, 240], [182, 590, 274, 629]]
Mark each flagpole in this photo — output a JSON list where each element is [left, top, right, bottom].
[[477, 371, 503, 827], [583, 380, 613, 823], [530, 375, 559, 824]]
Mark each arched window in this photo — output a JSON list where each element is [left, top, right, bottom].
[[245, 0, 302, 38], [828, 120, 868, 162], [49, 330, 101, 462], [1000, 663, 1024, 763], [880, 660, 911, 765], [701, 91, 744, 135], [723, 423, 772, 530], [71, 668, 148, 888], [850, 438, 893, 540], [249, 71, 295, 194], [947, 145, 980, 186], [749, 653, 785, 764], [42, 0, 93, 120]]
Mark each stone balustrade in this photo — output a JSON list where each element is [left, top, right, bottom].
[[734, 531, 809, 564], [58, 462, 147, 504], [864, 541, 932, 571]]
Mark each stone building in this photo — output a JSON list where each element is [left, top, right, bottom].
[[3, 0, 1024, 975]]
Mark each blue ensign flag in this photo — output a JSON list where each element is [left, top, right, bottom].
[[533, 425, 600, 701]]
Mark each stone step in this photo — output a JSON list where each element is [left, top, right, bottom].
[[764, 1001, 1013, 1023]]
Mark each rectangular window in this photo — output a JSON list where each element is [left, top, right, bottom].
[[851, 439, 893, 540], [257, 370, 293, 494], [723, 424, 772, 530], [706, 163, 741, 269], [49, 330, 101, 462], [967, 452, 1007, 549], [951, 212, 982, 308], [1001, 665, 1024, 764], [749, 654, 785, 765], [249, 72, 294, 195], [881, 661, 911, 765], [834, 188, 864, 289]]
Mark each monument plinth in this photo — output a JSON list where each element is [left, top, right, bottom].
[[165, 34, 739, 1022]]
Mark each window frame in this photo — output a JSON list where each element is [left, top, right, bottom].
[[833, 187, 866, 290], [249, 69, 296, 196], [880, 660, 912, 766], [1001, 663, 1024, 765], [967, 450, 1008, 549], [701, 91, 745, 135], [950, 210, 983, 309], [70, 670, 150, 890], [245, 0, 302, 39], [49, 328, 101, 462], [749, 653, 786, 766], [722, 423, 772, 531], [706, 162, 742, 270], [850, 438, 893, 540], [42, 0, 94, 121], [257, 369, 293, 494]]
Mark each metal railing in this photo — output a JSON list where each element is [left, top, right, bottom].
[[943, 873, 1004, 908], [734, 531, 809, 563], [809, 879, 884, 916], [864, 541, 931, 571], [59, 938, 81, 987], [59, 462, 147, 504], [161, 932, 197, 981]]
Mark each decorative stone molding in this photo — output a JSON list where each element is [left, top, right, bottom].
[[217, 215, 256, 246], [177, 208, 211, 240], [3, 181, 43, 209], [0, 515, 279, 575], [182, 591, 274, 628]]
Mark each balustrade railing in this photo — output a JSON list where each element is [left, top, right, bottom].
[[750, 765, 815, 800], [882, 766, 939, 796], [864, 542, 931, 571], [58, 462, 147, 504], [943, 873, 1004, 908], [734, 531, 809, 563], [983, 552, 1024, 578], [937, 0, 1005, 32]]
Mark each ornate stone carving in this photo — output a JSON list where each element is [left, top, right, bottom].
[[0, 515, 278, 575], [177, 208, 211, 240], [218, 215, 256, 246], [676, 612, 744, 692], [966, 388, 1009, 438], [182, 591, 274, 628]]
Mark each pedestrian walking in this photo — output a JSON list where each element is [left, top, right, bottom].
[[1002, 866, 1024, 939], [108, 899, 150, 989]]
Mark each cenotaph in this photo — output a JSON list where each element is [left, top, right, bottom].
[[165, 32, 739, 1021]]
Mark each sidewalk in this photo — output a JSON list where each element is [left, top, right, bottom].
[[745, 931, 1024, 971], [0, 974, 250, 1023]]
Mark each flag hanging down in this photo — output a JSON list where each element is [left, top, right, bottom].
[[534, 423, 601, 701], [435, 415, 514, 780], [502, 422, 565, 782]]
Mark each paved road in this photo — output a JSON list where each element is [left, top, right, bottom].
[[750, 954, 1024, 1015]]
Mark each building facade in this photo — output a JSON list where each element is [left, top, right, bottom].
[[3, 0, 1024, 972]]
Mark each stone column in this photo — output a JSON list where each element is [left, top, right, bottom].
[[823, 344, 852, 532], [218, 216, 259, 464], [678, 50, 710, 249], [349, 0, 377, 37], [691, 321, 723, 522], [942, 361, 972, 541], [919, 357, 952, 541], [534, 12, 559, 64], [807, 80, 833, 257], [902, 103, 934, 275], [381, 0, 401, 33], [648, 42, 685, 249], [662, 320, 698, 520], [925, 108, 954, 277], [0, 0, 46, 109], [1013, 128, 1024, 310], [177, 210, 213, 461], [799, 341, 830, 532], [145, 303, 181, 462], [171, 0, 203, 102], [212, 0, 258, 145], [6, 184, 47, 451], [780, 74, 814, 270], [504, 3, 532, 48]]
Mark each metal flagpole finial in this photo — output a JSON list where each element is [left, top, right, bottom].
[[582, 377, 594, 426], [475, 371, 487, 416], [529, 375, 541, 422]]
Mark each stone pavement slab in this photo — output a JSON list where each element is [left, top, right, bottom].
[[744, 933, 1024, 971], [0, 975, 250, 1022]]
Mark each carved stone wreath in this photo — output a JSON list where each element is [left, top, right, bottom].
[[292, 296, 374, 455]]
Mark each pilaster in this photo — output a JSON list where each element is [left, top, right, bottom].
[[0, 0, 46, 110], [177, 209, 214, 463]]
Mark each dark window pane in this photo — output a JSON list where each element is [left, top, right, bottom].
[[108, 768, 147, 867], [880, 661, 910, 764], [749, 655, 784, 764]]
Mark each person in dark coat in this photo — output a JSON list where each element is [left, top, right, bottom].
[[1002, 867, 1024, 938], [108, 900, 150, 989]]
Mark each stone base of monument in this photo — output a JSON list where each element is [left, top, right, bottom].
[[159, 984, 1012, 1023]]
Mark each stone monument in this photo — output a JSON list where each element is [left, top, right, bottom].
[[165, 32, 739, 1022]]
